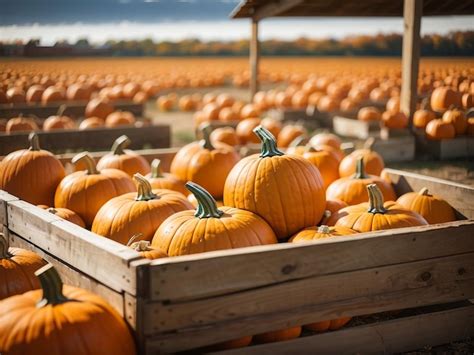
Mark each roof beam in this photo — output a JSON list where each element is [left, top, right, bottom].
[[251, 0, 304, 21]]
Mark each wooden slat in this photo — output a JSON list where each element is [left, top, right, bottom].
[[144, 252, 474, 334], [252, 0, 303, 20], [147, 220, 474, 302], [384, 168, 474, 219], [210, 305, 474, 355], [6, 200, 143, 295], [333, 115, 380, 139], [0, 190, 18, 226], [371, 135, 415, 163]]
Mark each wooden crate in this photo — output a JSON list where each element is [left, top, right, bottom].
[[414, 131, 474, 159], [1, 152, 474, 353], [333, 115, 381, 139]]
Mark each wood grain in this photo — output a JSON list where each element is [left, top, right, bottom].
[[0, 190, 19, 226], [371, 135, 415, 162], [333, 115, 380, 139]]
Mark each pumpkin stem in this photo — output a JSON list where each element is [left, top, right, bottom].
[[420, 98, 430, 110], [200, 123, 214, 150], [289, 135, 307, 148], [304, 144, 321, 153], [186, 182, 223, 219], [419, 187, 431, 196], [127, 233, 144, 247], [57, 104, 67, 117], [254, 125, 284, 158], [367, 184, 387, 214], [150, 159, 164, 178], [0, 234, 12, 259], [28, 132, 41, 151], [35, 264, 70, 307], [127, 233, 152, 251], [352, 156, 368, 179], [363, 137, 375, 150], [134, 173, 157, 201], [111, 135, 131, 155], [72, 152, 99, 175], [47, 208, 58, 215], [317, 225, 331, 234]]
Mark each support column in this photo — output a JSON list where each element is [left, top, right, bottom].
[[250, 19, 260, 100], [400, 0, 422, 126]]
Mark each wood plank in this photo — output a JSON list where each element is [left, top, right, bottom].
[[384, 168, 474, 219], [144, 252, 474, 334], [8, 231, 126, 319], [333, 115, 380, 139], [0, 190, 19, 226], [147, 220, 474, 302], [249, 20, 259, 98], [252, 0, 303, 20], [0, 124, 170, 155], [6, 200, 143, 295], [210, 305, 474, 355], [371, 135, 415, 162]]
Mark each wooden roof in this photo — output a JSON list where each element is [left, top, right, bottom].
[[231, 0, 474, 20]]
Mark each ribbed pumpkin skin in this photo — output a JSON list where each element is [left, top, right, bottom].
[[326, 177, 395, 206], [304, 317, 352, 332], [146, 174, 188, 196], [325, 199, 348, 215], [48, 208, 86, 228], [224, 154, 326, 240], [97, 151, 151, 177], [302, 150, 340, 190], [253, 326, 302, 344], [289, 225, 356, 242], [396, 189, 456, 224], [0, 286, 136, 355], [339, 149, 384, 177]]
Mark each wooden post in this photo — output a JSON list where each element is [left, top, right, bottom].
[[250, 19, 260, 100], [400, 0, 422, 126]]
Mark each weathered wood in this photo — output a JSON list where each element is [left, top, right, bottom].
[[148, 220, 474, 302], [210, 305, 474, 355], [400, 0, 422, 121], [414, 133, 472, 159], [252, 0, 303, 20], [0, 124, 170, 155], [249, 20, 259, 98], [333, 115, 380, 139], [371, 135, 415, 162], [384, 168, 474, 219], [0, 190, 19, 226], [6, 200, 143, 295]]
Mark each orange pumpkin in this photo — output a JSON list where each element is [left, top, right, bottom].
[[413, 102, 436, 129], [396, 187, 456, 224], [285, 135, 308, 155], [467, 117, 474, 136], [302, 147, 340, 189], [382, 110, 408, 129], [386, 96, 400, 113], [325, 199, 348, 215], [47, 207, 86, 228], [218, 107, 240, 122], [317, 96, 340, 112], [430, 86, 462, 112], [5, 116, 38, 133], [210, 126, 240, 146], [105, 111, 136, 127], [26, 85, 45, 103], [462, 93, 473, 109], [0, 264, 136, 355], [289, 224, 356, 242], [96, 135, 151, 176], [425, 119, 455, 140], [41, 86, 65, 105], [304, 317, 352, 332], [308, 133, 342, 150], [54, 152, 136, 227], [339, 138, 384, 177], [178, 95, 196, 112], [328, 184, 428, 232], [43, 105, 75, 131], [277, 124, 307, 148], [340, 98, 359, 112], [145, 159, 188, 196], [236, 118, 261, 144], [6, 87, 26, 103], [261, 117, 282, 138], [66, 83, 91, 101], [127, 234, 168, 260], [85, 98, 114, 119], [357, 106, 381, 122], [224, 126, 326, 239], [79, 117, 104, 130], [253, 327, 302, 344], [0, 133, 65, 206], [442, 107, 467, 135], [152, 182, 277, 256]]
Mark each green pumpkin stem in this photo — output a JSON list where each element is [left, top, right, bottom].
[[0, 234, 11, 259], [111, 135, 131, 155], [72, 152, 99, 175], [352, 156, 368, 179], [35, 264, 70, 307], [200, 123, 214, 150], [317, 225, 331, 234], [134, 173, 157, 201], [150, 159, 164, 178], [419, 187, 431, 196], [367, 183, 387, 214], [28, 132, 41, 151], [254, 125, 284, 158], [186, 182, 223, 219]]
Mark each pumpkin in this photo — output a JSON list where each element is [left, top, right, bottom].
[[285, 135, 308, 155], [123, 82, 140, 99], [325, 199, 348, 215], [66, 83, 91, 101], [152, 182, 277, 256], [43, 105, 75, 131], [326, 156, 396, 206], [85, 98, 114, 119], [328, 184, 428, 232], [218, 107, 240, 122], [0, 264, 136, 355], [467, 117, 474, 136], [145, 159, 188, 196], [6, 87, 26, 103], [54, 152, 136, 227], [79, 116, 104, 130], [210, 127, 240, 147], [224, 126, 326, 239], [0, 234, 46, 300], [133, 91, 148, 104], [382, 110, 408, 129], [5, 115, 38, 133], [236, 118, 261, 144], [340, 98, 359, 112], [317, 96, 340, 112], [339, 138, 384, 177], [442, 107, 467, 135], [308, 133, 341, 150], [304, 317, 352, 332], [170, 125, 240, 199], [205, 336, 253, 351], [240, 103, 260, 119], [292, 90, 309, 108], [425, 119, 455, 140], [127, 234, 168, 260], [96, 135, 151, 176], [41, 86, 65, 105], [47, 207, 86, 228], [413, 99, 436, 129], [105, 111, 136, 127], [396, 187, 456, 224], [430, 86, 462, 112], [253, 327, 302, 344], [277, 124, 307, 148], [462, 93, 473, 109], [178, 95, 196, 112], [0, 133, 65, 206], [92, 173, 192, 244], [216, 93, 235, 108], [386, 96, 400, 113], [357, 106, 381, 122], [302, 147, 340, 190], [289, 224, 356, 242], [26, 85, 45, 103], [261, 117, 282, 138]]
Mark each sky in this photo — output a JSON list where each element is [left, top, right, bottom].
[[0, 0, 473, 44]]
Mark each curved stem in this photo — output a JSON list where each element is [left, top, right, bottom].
[[111, 135, 131, 155], [304, 145, 321, 153], [127, 233, 144, 247], [363, 137, 375, 150], [200, 123, 214, 150], [57, 104, 67, 117], [150, 159, 164, 178], [28, 132, 41, 151], [420, 98, 429, 110], [289, 135, 306, 148], [419, 187, 431, 196], [253, 125, 284, 158], [0, 234, 11, 259], [186, 182, 223, 219], [35, 264, 70, 307], [134, 173, 157, 201], [317, 225, 331, 234], [367, 184, 387, 214], [127, 234, 153, 251], [352, 156, 368, 179], [72, 152, 99, 175]]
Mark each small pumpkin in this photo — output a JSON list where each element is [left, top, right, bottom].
[[328, 184, 428, 232], [210, 127, 240, 147], [277, 124, 307, 148], [5, 115, 38, 133], [339, 138, 384, 177], [396, 187, 456, 224], [236, 118, 261, 144], [47, 207, 86, 228], [145, 159, 188, 196], [127, 234, 168, 260], [430, 86, 462, 112], [43, 105, 75, 131], [302, 146, 340, 190], [105, 111, 136, 127], [26, 85, 45, 103], [0, 264, 136, 355], [253, 326, 302, 344], [382, 110, 408, 129], [357, 106, 381, 122], [96, 135, 151, 177], [41, 86, 65, 105], [386, 96, 400, 113], [92, 173, 192, 244], [289, 224, 356, 242], [325, 199, 348, 215], [425, 119, 455, 140], [308, 133, 342, 150], [85, 98, 114, 119], [79, 116, 104, 130], [413, 99, 436, 129], [442, 107, 467, 135], [152, 182, 277, 256], [0, 133, 65, 206], [304, 317, 352, 332]]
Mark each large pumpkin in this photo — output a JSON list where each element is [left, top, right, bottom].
[[326, 156, 396, 206], [302, 147, 340, 189], [224, 126, 326, 239], [170, 125, 240, 199], [0, 234, 46, 300], [96, 135, 151, 176], [0, 133, 65, 206], [0, 264, 136, 355], [145, 159, 188, 196], [339, 138, 384, 177], [396, 187, 456, 224], [328, 184, 428, 232], [54, 152, 136, 227], [152, 182, 277, 256]]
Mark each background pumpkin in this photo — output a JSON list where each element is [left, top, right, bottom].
[[47, 207, 86, 228], [442, 107, 467, 135], [425, 119, 456, 140], [289, 224, 356, 242], [304, 318, 352, 332], [253, 326, 302, 344], [277, 124, 307, 148], [145, 159, 188, 196], [302, 147, 340, 189], [210, 127, 240, 147], [338, 138, 384, 177], [127, 234, 168, 260], [5, 115, 38, 133]]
